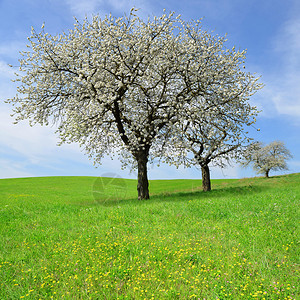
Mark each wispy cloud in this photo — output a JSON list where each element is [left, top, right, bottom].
[[0, 106, 138, 179], [64, 0, 152, 18], [0, 106, 63, 159], [289, 160, 300, 174], [275, 17, 300, 72], [263, 16, 300, 118], [0, 158, 34, 179], [0, 41, 26, 59], [0, 60, 16, 78], [64, 0, 103, 16]]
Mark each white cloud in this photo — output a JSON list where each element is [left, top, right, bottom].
[[275, 18, 300, 72], [0, 60, 15, 78], [0, 106, 60, 157], [289, 160, 300, 174], [64, 0, 152, 18], [0, 41, 26, 60], [272, 93, 300, 118], [210, 164, 239, 179], [0, 105, 138, 179], [0, 105, 92, 177], [262, 17, 300, 118], [187, 0, 240, 20], [64, 0, 103, 16], [0, 158, 34, 179]]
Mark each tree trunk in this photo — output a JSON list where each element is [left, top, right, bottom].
[[136, 151, 150, 200], [201, 165, 211, 192], [265, 169, 269, 178]]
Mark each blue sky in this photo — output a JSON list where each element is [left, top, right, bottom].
[[0, 0, 299, 180]]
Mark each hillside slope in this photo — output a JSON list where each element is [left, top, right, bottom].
[[0, 174, 299, 299]]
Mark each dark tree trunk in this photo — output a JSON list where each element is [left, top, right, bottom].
[[265, 169, 270, 178], [136, 150, 150, 200], [201, 165, 211, 192]]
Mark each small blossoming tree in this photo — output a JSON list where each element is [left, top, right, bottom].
[[240, 141, 292, 178], [7, 8, 261, 199]]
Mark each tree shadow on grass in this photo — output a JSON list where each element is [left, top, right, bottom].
[[82, 183, 268, 208], [150, 183, 266, 203]]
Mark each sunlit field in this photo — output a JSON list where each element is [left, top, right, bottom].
[[0, 174, 299, 299]]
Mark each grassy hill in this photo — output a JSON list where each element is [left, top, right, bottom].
[[0, 174, 299, 299]]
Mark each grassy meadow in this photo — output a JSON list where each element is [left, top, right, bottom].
[[0, 174, 299, 299]]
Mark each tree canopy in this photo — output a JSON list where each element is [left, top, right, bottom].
[[7, 9, 262, 199]]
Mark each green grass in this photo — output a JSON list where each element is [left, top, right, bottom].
[[0, 174, 299, 299]]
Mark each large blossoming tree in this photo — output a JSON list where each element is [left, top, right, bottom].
[[7, 9, 261, 199]]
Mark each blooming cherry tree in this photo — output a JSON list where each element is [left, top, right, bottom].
[[7, 9, 261, 199], [240, 141, 292, 178], [158, 76, 261, 191]]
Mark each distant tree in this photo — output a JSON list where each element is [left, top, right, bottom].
[[240, 141, 292, 178], [158, 92, 260, 192], [7, 9, 262, 199]]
